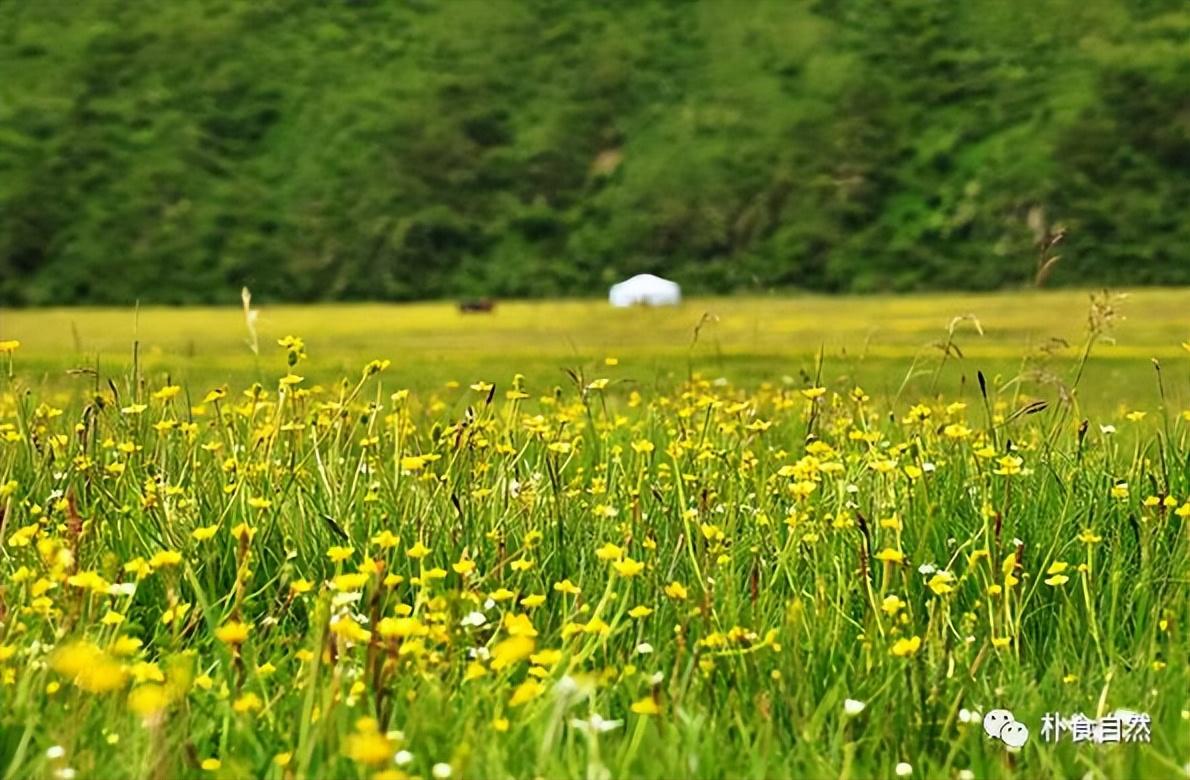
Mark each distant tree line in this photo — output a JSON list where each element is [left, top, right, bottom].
[[2, 0, 1189, 304]]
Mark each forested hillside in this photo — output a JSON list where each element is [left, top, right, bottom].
[[2, 0, 1189, 304]]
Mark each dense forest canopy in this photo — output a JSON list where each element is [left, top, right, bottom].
[[2, 0, 1189, 305]]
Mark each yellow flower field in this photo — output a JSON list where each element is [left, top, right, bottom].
[[0, 292, 1188, 778]]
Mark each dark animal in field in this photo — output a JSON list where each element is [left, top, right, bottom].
[[458, 298, 496, 313]]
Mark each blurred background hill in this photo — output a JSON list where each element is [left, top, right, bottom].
[[2, 0, 1189, 305]]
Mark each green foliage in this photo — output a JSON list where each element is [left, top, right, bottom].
[[2, 0, 1188, 304], [1, 331, 1188, 779]]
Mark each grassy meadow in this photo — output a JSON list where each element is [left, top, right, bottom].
[[1, 290, 1189, 779], [3, 287, 1190, 405]]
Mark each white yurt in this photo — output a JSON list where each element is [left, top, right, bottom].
[[608, 274, 681, 307]]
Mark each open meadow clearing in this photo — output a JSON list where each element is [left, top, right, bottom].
[[1, 290, 1189, 779], [4, 288, 1190, 405]]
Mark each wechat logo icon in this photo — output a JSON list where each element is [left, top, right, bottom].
[[984, 709, 1030, 748]]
